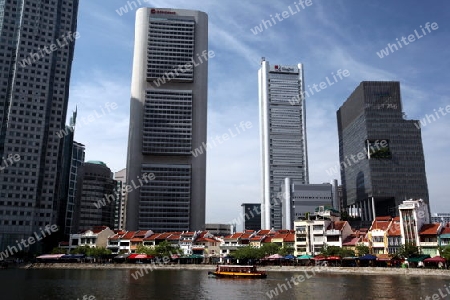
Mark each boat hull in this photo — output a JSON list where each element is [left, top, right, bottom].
[[208, 271, 267, 279]]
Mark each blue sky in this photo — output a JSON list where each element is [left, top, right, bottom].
[[68, 0, 450, 227]]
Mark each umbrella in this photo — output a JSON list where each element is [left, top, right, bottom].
[[358, 254, 377, 260], [267, 254, 284, 260], [298, 254, 313, 260], [424, 256, 446, 263], [284, 254, 295, 260], [326, 256, 341, 260]]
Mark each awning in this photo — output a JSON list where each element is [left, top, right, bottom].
[[36, 254, 65, 259], [423, 256, 446, 263], [298, 254, 313, 260], [407, 255, 430, 262], [114, 254, 130, 259], [61, 254, 85, 259], [128, 254, 154, 259], [358, 254, 377, 260], [326, 256, 341, 260], [284, 254, 295, 259], [186, 254, 203, 259], [376, 254, 392, 261]]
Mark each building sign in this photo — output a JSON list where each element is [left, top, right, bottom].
[[150, 9, 176, 15], [271, 65, 298, 73], [366, 139, 391, 159]]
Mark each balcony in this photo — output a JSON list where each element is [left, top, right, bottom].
[[420, 242, 438, 247], [325, 229, 340, 236]]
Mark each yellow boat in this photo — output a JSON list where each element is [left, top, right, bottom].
[[208, 265, 267, 279]]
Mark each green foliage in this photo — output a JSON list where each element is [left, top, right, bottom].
[[320, 245, 341, 256], [278, 246, 295, 256], [231, 246, 263, 260], [154, 241, 180, 257], [355, 244, 370, 256], [394, 243, 420, 259], [260, 243, 280, 256], [51, 247, 67, 254], [136, 245, 157, 256], [441, 245, 450, 261]]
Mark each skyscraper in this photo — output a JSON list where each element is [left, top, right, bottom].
[[126, 8, 208, 232], [73, 161, 117, 232], [337, 81, 429, 222], [114, 168, 127, 230], [259, 59, 309, 230], [0, 0, 79, 251], [241, 203, 261, 231]]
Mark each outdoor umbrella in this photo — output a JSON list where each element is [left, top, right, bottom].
[[298, 254, 313, 260], [424, 256, 446, 263], [358, 254, 377, 260], [284, 254, 295, 260]]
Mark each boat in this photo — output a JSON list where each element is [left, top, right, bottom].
[[208, 265, 267, 279]]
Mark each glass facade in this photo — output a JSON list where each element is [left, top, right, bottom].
[[337, 82, 429, 220]]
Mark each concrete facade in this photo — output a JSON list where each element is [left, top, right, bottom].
[[259, 59, 308, 230], [126, 8, 208, 232]]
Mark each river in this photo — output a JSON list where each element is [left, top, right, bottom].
[[0, 268, 448, 299]]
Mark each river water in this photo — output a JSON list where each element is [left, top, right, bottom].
[[0, 268, 448, 300]]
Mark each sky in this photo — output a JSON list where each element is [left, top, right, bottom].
[[67, 0, 450, 228]]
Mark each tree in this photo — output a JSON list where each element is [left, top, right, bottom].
[[338, 248, 355, 258], [154, 241, 179, 257], [320, 245, 342, 257], [278, 246, 295, 256], [136, 245, 157, 256], [259, 243, 280, 257], [355, 244, 370, 256], [395, 243, 420, 259], [441, 245, 450, 261], [51, 247, 67, 254], [231, 246, 262, 261]]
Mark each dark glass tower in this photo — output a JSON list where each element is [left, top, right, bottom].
[[0, 0, 79, 252], [337, 82, 429, 222]]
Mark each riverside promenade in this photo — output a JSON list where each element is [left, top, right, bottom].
[[24, 263, 450, 277]]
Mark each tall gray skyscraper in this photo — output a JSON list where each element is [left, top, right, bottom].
[[259, 59, 309, 230], [337, 81, 429, 222], [126, 8, 208, 232], [0, 0, 79, 251]]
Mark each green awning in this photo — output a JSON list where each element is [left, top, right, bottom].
[[186, 254, 203, 259], [407, 255, 430, 262], [297, 254, 313, 259], [440, 234, 450, 238]]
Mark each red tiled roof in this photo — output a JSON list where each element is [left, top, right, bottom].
[[387, 221, 401, 236], [167, 234, 181, 240], [131, 238, 143, 242], [370, 219, 391, 231], [224, 233, 243, 239], [327, 221, 347, 231], [92, 226, 109, 234], [284, 233, 295, 242], [262, 236, 272, 243], [440, 226, 450, 235], [257, 230, 271, 235], [420, 223, 441, 235], [122, 231, 136, 239], [342, 236, 360, 246], [196, 237, 218, 243]]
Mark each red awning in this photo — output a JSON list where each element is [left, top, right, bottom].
[[326, 256, 341, 260], [424, 256, 446, 263], [128, 254, 154, 259]]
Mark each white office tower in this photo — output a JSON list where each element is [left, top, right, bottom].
[[126, 8, 208, 232], [259, 59, 309, 230]]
